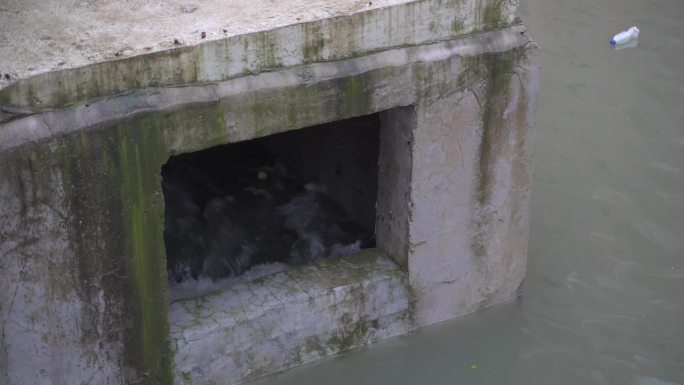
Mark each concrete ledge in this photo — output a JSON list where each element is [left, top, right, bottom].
[[0, 25, 533, 152], [170, 249, 411, 385], [0, 0, 520, 110]]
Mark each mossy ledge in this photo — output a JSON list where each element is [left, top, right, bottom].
[[0, 0, 518, 110]]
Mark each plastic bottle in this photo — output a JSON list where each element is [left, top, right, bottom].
[[610, 27, 640, 46], [613, 38, 638, 51]]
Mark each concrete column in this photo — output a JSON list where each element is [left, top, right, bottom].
[[410, 52, 538, 326]]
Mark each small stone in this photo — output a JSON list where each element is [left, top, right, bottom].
[[173, 38, 181, 45], [180, 3, 198, 13], [3, 73, 11, 80], [201, 31, 206, 39]]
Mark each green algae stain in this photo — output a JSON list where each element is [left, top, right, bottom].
[[255, 32, 283, 72], [482, 0, 507, 30], [112, 105, 231, 384], [6, 98, 235, 384], [451, 19, 465, 35], [40, 113, 174, 384], [340, 75, 369, 119], [304, 336, 328, 357], [303, 23, 326, 62], [326, 316, 372, 352], [116, 114, 173, 385]]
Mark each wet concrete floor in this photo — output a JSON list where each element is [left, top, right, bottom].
[[249, 0, 684, 384]]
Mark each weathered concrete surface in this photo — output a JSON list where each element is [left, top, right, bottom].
[[376, 107, 415, 268], [0, 0, 521, 113], [0, 1, 538, 383], [409, 49, 538, 325], [0, 0, 415, 87], [171, 250, 410, 385]]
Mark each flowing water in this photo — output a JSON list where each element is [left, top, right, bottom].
[[250, 0, 684, 383]]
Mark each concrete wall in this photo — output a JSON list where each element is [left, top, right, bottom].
[[410, 51, 536, 325], [0, 0, 538, 384], [376, 107, 415, 268]]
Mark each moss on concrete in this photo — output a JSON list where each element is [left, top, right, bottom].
[[342, 248, 385, 265], [302, 23, 327, 61], [482, 0, 508, 31], [115, 114, 173, 385], [340, 75, 370, 118], [43, 114, 173, 384], [0, 45, 200, 111], [0, 0, 519, 111], [326, 315, 373, 352], [304, 336, 328, 357], [255, 31, 283, 71], [2, 111, 177, 384], [451, 19, 465, 35]]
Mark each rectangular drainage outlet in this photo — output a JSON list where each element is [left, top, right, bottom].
[[163, 110, 414, 384]]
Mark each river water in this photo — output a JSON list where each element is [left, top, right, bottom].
[[251, 0, 684, 384]]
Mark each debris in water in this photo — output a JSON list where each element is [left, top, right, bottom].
[[610, 26, 639, 46], [470, 364, 478, 370], [612, 38, 638, 51]]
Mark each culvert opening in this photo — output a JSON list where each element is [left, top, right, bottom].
[[166, 107, 414, 384], [162, 113, 381, 301]]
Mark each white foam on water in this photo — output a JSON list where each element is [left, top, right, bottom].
[[169, 262, 290, 302]]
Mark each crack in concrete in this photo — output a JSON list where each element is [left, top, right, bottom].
[[41, 114, 53, 136]]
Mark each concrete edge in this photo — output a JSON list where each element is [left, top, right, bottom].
[[169, 249, 408, 336], [170, 250, 411, 384], [0, 0, 521, 109], [0, 25, 535, 153]]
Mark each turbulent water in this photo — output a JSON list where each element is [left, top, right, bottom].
[[162, 142, 371, 287], [248, 0, 684, 384]]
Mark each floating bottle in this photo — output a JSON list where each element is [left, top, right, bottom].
[[610, 27, 640, 46]]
